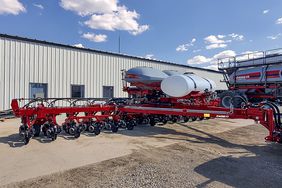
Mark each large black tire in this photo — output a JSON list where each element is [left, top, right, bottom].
[[219, 91, 235, 108], [232, 95, 247, 108]]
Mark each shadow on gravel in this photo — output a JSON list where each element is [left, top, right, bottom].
[[32, 136, 53, 144], [118, 123, 282, 187], [0, 133, 25, 147], [0, 133, 56, 147], [194, 143, 282, 188], [116, 123, 243, 146], [175, 123, 282, 188]]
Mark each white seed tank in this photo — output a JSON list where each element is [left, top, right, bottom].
[[161, 73, 216, 97]]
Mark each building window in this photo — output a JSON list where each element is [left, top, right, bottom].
[[103, 86, 114, 98], [29, 83, 48, 98], [71, 85, 85, 98]]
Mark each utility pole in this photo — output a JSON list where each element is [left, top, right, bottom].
[[118, 32, 121, 53]]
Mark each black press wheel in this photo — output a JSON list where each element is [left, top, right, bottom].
[[88, 125, 95, 133], [94, 126, 101, 135], [111, 124, 119, 133], [172, 116, 178, 123], [198, 117, 204, 121], [24, 131, 31, 145], [162, 120, 168, 125], [33, 124, 41, 137], [24, 135, 30, 145], [126, 121, 134, 130], [74, 128, 81, 138], [52, 133, 57, 141], [183, 116, 189, 123], [150, 119, 156, 126]]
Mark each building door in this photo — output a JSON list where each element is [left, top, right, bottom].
[[29, 83, 48, 98], [71, 85, 85, 98], [103, 86, 114, 98]]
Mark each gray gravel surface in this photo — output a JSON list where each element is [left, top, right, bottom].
[[4, 124, 282, 188]]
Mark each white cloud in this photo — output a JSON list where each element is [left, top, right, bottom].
[[60, 1, 149, 35], [190, 50, 265, 71], [267, 33, 282, 40], [229, 33, 244, 41], [145, 54, 155, 60], [193, 49, 201, 53], [187, 50, 236, 65], [176, 38, 196, 52], [82, 32, 107, 42], [204, 64, 218, 71], [176, 45, 189, 52], [213, 50, 236, 61], [205, 35, 225, 44], [84, 5, 149, 35], [204, 35, 227, 50], [73, 43, 84, 48], [263, 9, 269, 14], [204, 33, 244, 50], [0, 0, 26, 15], [60, 0, 117, 16], [217, 34, 226, 39], [131, 25, 150, 35], [206, 43, 227, 50], [33, 3, 44, 10], [276, 17, 282, 24], [187, 55, 211, 65]]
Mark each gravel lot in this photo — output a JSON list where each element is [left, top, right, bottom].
[[1, 118, 282, 188]]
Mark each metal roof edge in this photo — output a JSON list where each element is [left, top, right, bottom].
[[0, 33, 222, 74]]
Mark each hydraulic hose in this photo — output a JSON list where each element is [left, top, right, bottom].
[[262, 102, 281, 129]]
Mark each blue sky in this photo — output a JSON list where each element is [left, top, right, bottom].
[[0, 0, 282, 70]]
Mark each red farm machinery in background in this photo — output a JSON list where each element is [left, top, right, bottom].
[[9, 66, 282, 145], [218, 48, 282, 108]]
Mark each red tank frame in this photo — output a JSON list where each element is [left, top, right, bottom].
[[7, 67, 282, 145]]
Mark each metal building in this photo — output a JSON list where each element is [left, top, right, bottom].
[[0, 34, 226, 110]]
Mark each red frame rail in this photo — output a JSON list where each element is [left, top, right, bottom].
[[10, 98, 282, 144]]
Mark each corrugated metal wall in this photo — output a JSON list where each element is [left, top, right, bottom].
[[0, 36, 226, 110]]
